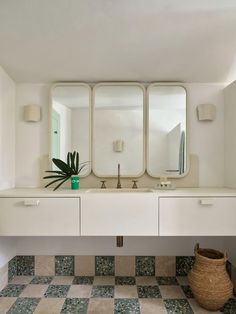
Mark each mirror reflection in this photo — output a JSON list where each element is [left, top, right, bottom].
[[147, 85, 187, 177], [93, 84, 145, 177], [51, 85, 91, 176]]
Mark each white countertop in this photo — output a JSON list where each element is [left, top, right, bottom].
[[1, 187, 236, 197]]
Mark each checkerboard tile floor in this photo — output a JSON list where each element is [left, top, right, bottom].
[[0, 276, 235, 313]]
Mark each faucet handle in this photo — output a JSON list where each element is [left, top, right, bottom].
[[132, 180, 138, 189], [100, 180, 106, 189]]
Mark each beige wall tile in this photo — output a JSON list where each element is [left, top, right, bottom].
[[87, 299, 114, 314], [0, 264, 8, 292], [10, 276, 33, 285], [93, 276, 115, 285], [67, 285, 92, 298], [75, 256, 95, 276], [34, 298, 65, 314], [0, 297, 17, 313], [114, 286, 138, 298], [159, 286, 186, 299], [139, 299, 167, 314], [189, 299, 221, 314], [20, 284, 48, 298], [51, 276, 74, 285], [156, 256, 176, 276], [176, 276, 189, 285], [35, 256, 55, 276], [115, 256, 135, 276], [135, 276, 157, 286]]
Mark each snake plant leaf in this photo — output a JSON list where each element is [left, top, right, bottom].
[[76, 152, 79, 172], [43, 175, 67, 179], [53, 176, 70, 191], [67, 153, 70, 168], [52, 158, 72, 174], [70, 152, 76, 173], [45, 170, 66, 175], [77, 164, 87, 174], [44, 177, 69, 188]]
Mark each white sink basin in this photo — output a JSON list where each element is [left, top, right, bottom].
[[86, 188, 154, 193]]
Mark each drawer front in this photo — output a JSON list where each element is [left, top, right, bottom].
[[81, 194, 158, 236], [0, 198, 80, 236], [159, 197, 236, 236]]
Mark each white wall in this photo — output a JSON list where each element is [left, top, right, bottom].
[[0, 65, 16, 266], [224, 81, 236, 188], [16, 84, 50, 187], [0, 66, 15, 190], [15, 83, 225, 187]]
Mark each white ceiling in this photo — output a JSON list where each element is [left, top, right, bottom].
[[1, 0, 236, 83]]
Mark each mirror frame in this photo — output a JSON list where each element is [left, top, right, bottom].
[[92, 82, 146, 178], [49, 83, 92, 177], [146, 83, 189, 178]]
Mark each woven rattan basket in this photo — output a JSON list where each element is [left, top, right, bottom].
[[188, 243, 233, 311]]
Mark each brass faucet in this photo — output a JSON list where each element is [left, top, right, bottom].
[[117, 163, 122, 189]]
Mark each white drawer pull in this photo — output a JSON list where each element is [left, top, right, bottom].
[[199, 199, 214, 206], [24, 199, 40, 206]]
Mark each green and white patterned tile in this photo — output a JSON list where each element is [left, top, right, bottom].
[[61, 298, 89, 314], [44, 285, 70, 298], [115, 298, 140, 314], [176, 257, 195, 276], [30, 276, 53, 284], [181, 285, 194, 298], [164, 299, 194, 314], [136, 257, 155, 276], [220, 298, 236, 313], [55, 256, 74, 276], [95, 256, 115, 276], [8, 256, 18, 282], [91, 285, 114, 298], [115, 277, 136, 285], [73, 276, 94, 285], [17, 256, 35, 276], [7, 297, 40, 314], [157, 277, 179, 285], [0, 284, 26, 297], [137, 285, 162, 298]]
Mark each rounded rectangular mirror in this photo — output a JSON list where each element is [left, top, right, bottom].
[[147, 84, 188, 177], [50, 83, 91, 177], [93, 83, 145, 177]]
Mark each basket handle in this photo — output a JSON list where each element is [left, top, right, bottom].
[[194, 243, 200, 254]]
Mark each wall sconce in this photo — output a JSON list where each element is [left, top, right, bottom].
[[24, 104, 41, 122], [197, 104, 216, 121], [113, 140, 124, 152]]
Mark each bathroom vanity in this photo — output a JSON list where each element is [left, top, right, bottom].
[[0, 188, 236, 237]]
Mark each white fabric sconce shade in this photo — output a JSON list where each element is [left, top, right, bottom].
[[197, 104, 216, 121], [24, 104, 41, 122], [113, 140, 124, 152]]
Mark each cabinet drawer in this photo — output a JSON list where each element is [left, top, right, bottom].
[[159, 197, 236, 236], [0, 198, 80, 236], [81, 194, 158, 236]]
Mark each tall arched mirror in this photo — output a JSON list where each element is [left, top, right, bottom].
[[50, 84, 91, 176], [93, 83, 145, 177], [147, 84, 188, 177]]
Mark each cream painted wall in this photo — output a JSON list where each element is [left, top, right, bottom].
[[0, 66, 16, 267], [15, 83, 225, 187]]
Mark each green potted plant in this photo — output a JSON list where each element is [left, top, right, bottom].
[[43, 151, 87, 190]]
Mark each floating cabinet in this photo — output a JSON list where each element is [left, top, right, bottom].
[[159, 197, 236, 236], [0, 197, 80, 236], [81, 194, 158, 236]]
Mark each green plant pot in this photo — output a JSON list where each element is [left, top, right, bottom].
[[71, 175, 80, 190]]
